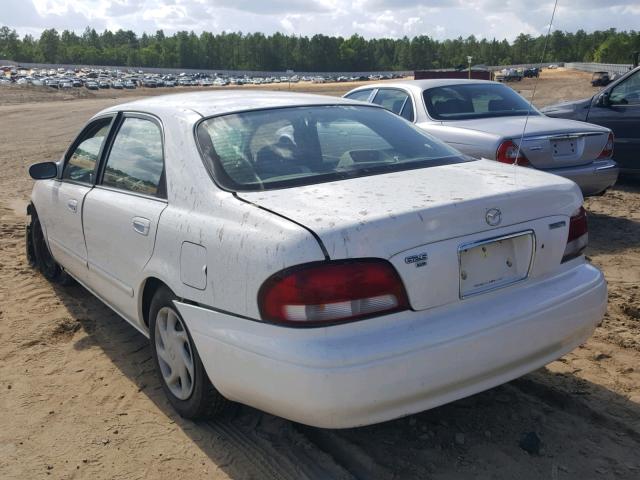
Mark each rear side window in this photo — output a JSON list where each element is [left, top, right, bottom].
[[101, 117, 165, 197], [344, 89, 373, 102], [63, 118, 112, 184], [400, 98, 414, 122], [372, 89, 411, 116]]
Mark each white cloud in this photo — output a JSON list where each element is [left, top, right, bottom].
[[2, 0, 640, 41], [280, 14, 302, 34]]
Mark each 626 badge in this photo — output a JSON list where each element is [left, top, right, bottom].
[[405, 252, 428, 268]]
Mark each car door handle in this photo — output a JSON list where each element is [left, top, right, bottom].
[[67, 199, 78, 213], [132, 217, 151, 236]]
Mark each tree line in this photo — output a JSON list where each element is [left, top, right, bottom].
[[1, 26, 639, 71]]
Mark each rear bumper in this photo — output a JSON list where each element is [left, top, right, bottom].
[[176, 262, 606, 428], [544, 159, 619, 196]]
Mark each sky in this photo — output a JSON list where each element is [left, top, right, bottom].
[[2, 0, 640, 41]]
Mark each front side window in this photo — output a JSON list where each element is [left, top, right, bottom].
[[63, 118, 112, 183], [102, 117, 165, 197], [196, 105, 467, 191], [424, 83, 539, 120], [609, 70, 640, 105]]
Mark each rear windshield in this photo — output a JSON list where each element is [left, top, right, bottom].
[[423, 83, 539, 121], [196, 105, 468, 191]]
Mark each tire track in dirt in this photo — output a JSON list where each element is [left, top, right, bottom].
[[206, 410, 356, 480], [297, 426, 395, 480]]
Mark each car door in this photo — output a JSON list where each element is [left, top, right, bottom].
[[587, 69, 640, 172], [82, 113, 167, 324], [40, 115, 115, 282]]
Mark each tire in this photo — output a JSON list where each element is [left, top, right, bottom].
[[25, 215, 36, 268], [149, 286, 229, 419], [29, 211, 74, 285]]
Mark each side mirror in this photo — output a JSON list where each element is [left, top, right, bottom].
[[29, 161, 58, 180], [597, 91, 611, 107]]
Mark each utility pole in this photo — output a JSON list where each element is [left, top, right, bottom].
[[467, 56, 472, 79]]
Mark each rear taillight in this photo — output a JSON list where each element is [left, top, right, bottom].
[[496, 140, 530, 166], [597, 132, 614, 159], [562, 206, 588, 263], [258, 260, 409, 325]]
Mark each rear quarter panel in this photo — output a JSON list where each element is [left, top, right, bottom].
[[139, 109, 326, 321], [417, 122, 501, 159], [144, 194, 327, 319]]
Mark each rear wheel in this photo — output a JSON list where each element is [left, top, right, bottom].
[[149, 286, 228, 419], [29, 211, 73, 285]]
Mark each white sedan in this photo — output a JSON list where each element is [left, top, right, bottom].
[[26, 91, 606, 428]]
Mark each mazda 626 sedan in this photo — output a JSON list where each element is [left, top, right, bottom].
[[26, 91, 606, 428]]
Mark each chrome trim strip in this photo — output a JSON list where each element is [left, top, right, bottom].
[[93, 184, 168, 203], [523, 132, 605, 141], [457, 230, 536, 299], [594, 163, 618, 171]]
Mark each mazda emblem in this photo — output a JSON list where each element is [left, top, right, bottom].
[[485, 208, 502, 226]]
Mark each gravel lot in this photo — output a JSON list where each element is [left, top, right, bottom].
[[0, 68, 639, 479]]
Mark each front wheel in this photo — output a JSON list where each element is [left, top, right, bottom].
[[28, 210, 73, 285], [149, 286, 229, 419]]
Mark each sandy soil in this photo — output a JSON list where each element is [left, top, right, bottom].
[[1, 68, 639, 479]]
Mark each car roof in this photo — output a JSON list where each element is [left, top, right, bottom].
[[97, 90, 371, 120], [348, 79, 499, 96]]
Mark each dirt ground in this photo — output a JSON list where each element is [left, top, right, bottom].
[[1, 68, 639, 479]]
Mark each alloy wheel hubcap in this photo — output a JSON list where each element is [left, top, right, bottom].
[[155, 307, 195, 400]]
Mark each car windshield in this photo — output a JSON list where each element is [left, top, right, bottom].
[[196, 105, 469, 191], [423, 83, 539, 121]]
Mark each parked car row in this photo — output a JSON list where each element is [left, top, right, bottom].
[[493, 67, 542, 82], [0, 65, 406, 90], [494, 68, 523, 82]]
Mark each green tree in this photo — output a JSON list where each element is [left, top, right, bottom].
[[0, 26, 19, 59], [1, 25, 638, 71], [38, 28, 61, 62]]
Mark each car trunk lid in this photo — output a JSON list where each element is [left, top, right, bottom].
[[444, 115, 610, 168], [237, 160, 580, 259], [238, 160, 581, 311]]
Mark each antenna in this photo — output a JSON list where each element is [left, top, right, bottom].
[[514, 0, 559, 166]]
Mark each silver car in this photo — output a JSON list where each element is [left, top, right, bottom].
[[344, 80, 618, 196]]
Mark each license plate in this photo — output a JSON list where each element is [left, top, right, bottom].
[[552, 138, 577, 156], [459, 231, 534, 298]]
